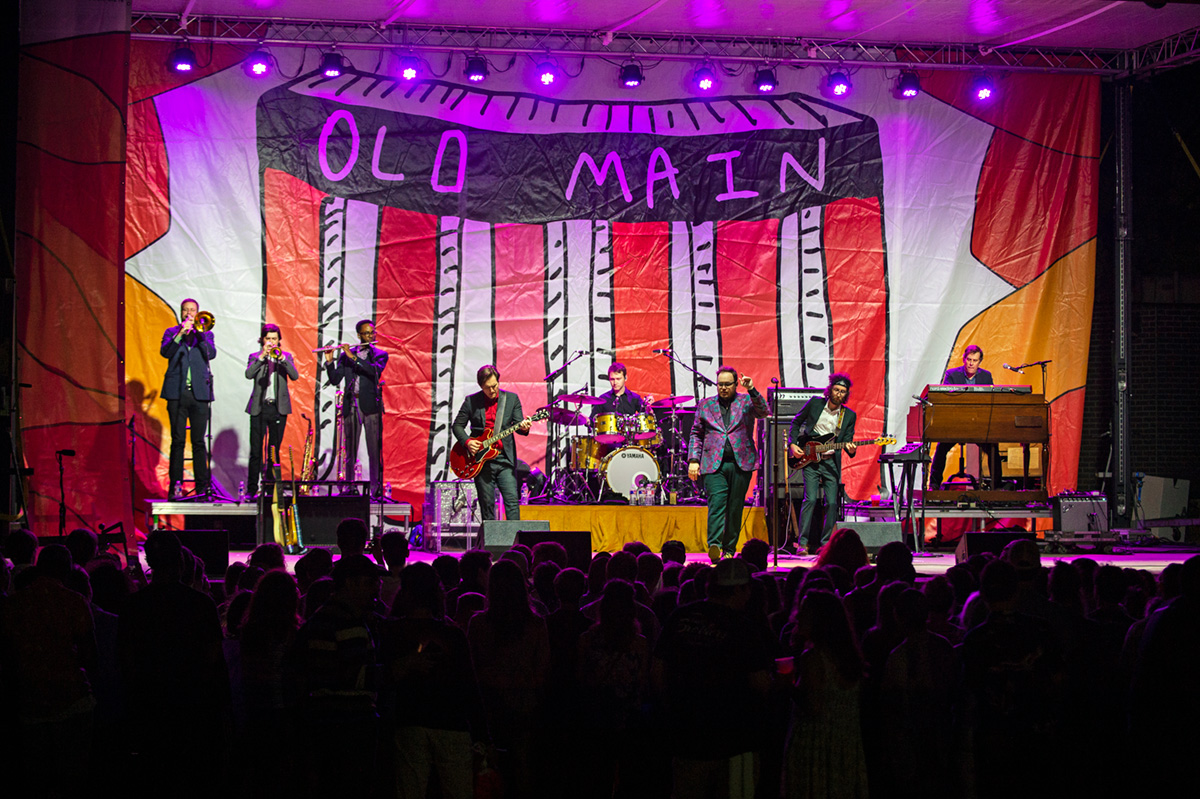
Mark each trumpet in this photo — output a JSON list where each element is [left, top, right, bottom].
[[264, 344, 282, 359], [192, 310, 215, 332], [312, 343, 362, 353]]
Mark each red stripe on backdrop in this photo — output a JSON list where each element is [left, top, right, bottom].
[[494, 224, 550, 473], [611, 222, 673, 399], [713, 219, 783, 385], [1049, 389, 1083, 494], [262, 169, 326, 471], [377, 208, 439, 513], [823, 198, 889, 500]]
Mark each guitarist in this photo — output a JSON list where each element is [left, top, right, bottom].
[[451, 365, 532, 521], [789, 373, 857, 555]]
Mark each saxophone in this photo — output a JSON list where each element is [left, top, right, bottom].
[[298, 413, 316, 495]]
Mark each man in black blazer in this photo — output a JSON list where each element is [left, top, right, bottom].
[[452, 364, 531, 521], [789, 373, 857, 554], [160, 298, 216, 499], [324, 319, 389, 498], [244, 323, 300, 498], [929, 344, 997, 489]]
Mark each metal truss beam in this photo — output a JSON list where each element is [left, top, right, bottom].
[[128, 13, 1200, 77]]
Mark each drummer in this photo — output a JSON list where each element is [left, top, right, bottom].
[[593, 362, 644, 418]]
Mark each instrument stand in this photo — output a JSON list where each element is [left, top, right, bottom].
[[56, 449, 72, 538]]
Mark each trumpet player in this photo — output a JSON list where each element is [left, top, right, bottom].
[[160, 298, 216, 499], [245, 323, 300, 499], [324, 319, 388, 498]]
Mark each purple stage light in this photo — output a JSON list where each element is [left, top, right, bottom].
[[466, 55, 489, 83], [694, 66, 716, 92], [971, 74, 995, 101], [754, 67, 777, 93], [620, 62, 644, 88], [400, 57, 420, 81], [320, 52, 343, 78], [244, 49, 271, 78], [537, 61, 558, 86], [898, 72, 920, 98], [829, 71, 851, 97], [169, 45, 197, 73]]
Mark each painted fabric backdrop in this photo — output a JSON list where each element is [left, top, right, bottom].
[[110, 45, 1098, 529]]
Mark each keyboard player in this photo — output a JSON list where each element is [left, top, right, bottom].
[[928, 345, 1000, 489]]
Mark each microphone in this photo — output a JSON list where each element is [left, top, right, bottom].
[[1002, 363, 1025, 374], [56, 449, 76, 457], [770, 377, 779, 386], [590, 347, 616, 356], [651, 348, 672, 355], [911, 395, 933, 408]]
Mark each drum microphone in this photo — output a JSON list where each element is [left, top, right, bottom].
[[1002, 363, 1025, 374]]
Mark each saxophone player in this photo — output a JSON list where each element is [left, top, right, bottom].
[[245, 323, 300, 498]]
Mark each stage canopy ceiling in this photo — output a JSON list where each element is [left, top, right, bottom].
[[134, 1, 1200, 50]]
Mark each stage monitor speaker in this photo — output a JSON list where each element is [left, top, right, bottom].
[[848, 521, 904, 553], [295, 495, 371, 548], [175, 528, 230, 578], [516, 530, 593, 571], [480, 520, 551, 557], [954, 531, 1037, 564]]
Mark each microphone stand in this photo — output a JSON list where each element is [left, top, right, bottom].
[[56, 450, 73, 538], [543, 351, 590, 502]]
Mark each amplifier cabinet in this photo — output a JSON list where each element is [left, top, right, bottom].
[[1052, 491, 1109, 534]]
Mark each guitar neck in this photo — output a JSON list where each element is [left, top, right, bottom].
[[815, 437, 881, 452], [481, 417, 528, 447]]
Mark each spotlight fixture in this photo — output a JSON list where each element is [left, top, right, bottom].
[[620, 62, 644, 88], [898, 71, 921, 98], [754, 66, 777, 93], [399, 56, 421, 81], [971, 74, 995, 101], [537, 61, 559, 86], [320, 51, 344, 78], [465, 54, 489, 82], [693, 65, 716, 92], [244, 48, 272, 77], [829, 71, 851, 97], [168, 43, 197, 73]]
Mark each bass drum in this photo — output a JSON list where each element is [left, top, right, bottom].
[[601, 446, 661, 501]]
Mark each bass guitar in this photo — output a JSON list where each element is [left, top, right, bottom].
[[450, 408, 550, 479], [788, 434, 897, 470]]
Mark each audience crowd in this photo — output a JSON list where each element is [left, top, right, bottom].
[[1, 521, 1198, 799]]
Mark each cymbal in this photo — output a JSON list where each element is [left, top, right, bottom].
[[545, 407, 589, 426], [660, 407, 696, 414], [557, 392, 604, 406], [651, 394, 695, 408]]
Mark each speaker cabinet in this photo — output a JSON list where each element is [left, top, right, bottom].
[[295, 495, 370, 548], [849, 521, 904, 553], [480, 520, 551, 557], [954, 531, 1037, 564]]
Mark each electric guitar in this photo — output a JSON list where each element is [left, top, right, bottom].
[[449, 408, 550, 479], [788, 434, 897, 470]]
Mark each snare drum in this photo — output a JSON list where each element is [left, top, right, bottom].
[[601, 446, 661, 501], [569, 435, 603, 471], [593, 412, 624, 445]]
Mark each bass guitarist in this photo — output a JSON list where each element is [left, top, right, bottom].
[[451, 365, 532, 521], [789, 373, 857, 554]]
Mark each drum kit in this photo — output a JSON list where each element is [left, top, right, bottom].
[[545, 391, 705, 505]]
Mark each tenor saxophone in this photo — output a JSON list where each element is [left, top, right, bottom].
[[298, 413, 316, 495]]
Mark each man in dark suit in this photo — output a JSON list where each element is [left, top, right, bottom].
[[687, 365, 769, 562], [452, 364, 532, 521], [929, 344, 997, 489], [160, 298, 216, 499], [790, 373, 857, 554], [244, 323, 300, 498], [324, 319, 389, 498]]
